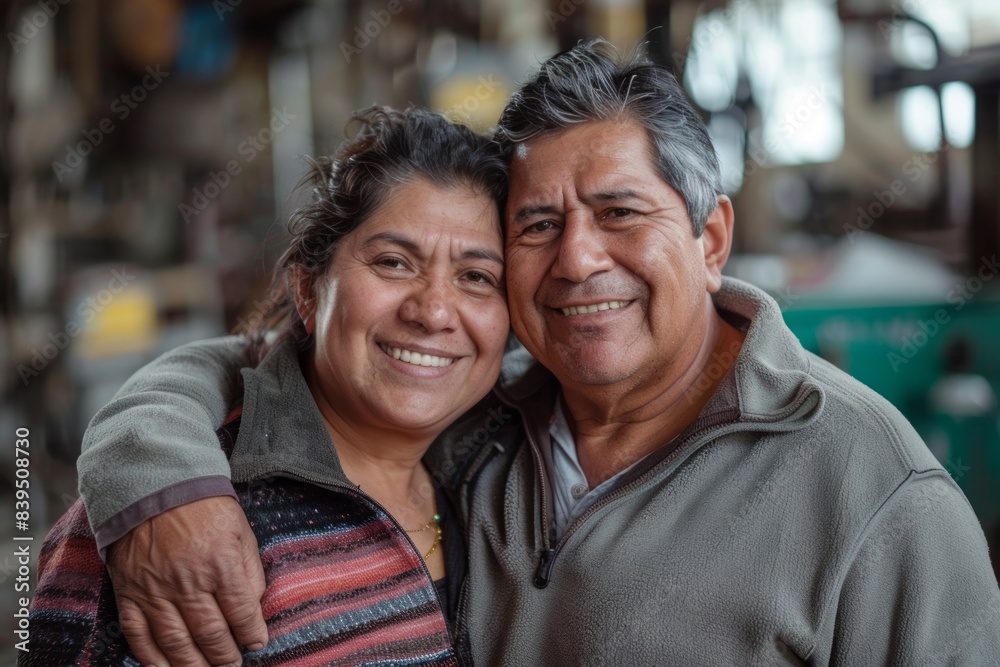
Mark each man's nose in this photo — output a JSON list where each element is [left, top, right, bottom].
[[550, 217, 615, 283], [398, 280, 460, 333]]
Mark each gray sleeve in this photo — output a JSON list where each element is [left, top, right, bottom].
[[827, 470, 1000, 665], [77, 336, 250, 551]]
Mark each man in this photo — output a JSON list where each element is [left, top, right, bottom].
[[78, 40, 1000, 666]]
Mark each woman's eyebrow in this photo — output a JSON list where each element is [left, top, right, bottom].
[[460, 248, 503, 265], [360, 231, 502, 265], [360, 232, 420, 254]]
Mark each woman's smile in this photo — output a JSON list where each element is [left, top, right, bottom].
[[377, 342, 458, 368]]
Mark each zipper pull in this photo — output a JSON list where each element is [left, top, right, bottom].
[[534, 548, 556, 589]]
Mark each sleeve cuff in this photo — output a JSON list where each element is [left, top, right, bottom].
[[94, 475, 238, 559]]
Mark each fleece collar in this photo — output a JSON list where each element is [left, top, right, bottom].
[[228, 338, 353, 488]]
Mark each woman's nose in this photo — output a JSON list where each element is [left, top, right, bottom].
[[398, 282, 460, 333]]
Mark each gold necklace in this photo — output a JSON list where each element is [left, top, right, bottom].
[[405, 511, 442, 559]]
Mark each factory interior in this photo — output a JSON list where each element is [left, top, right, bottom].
[[1, 0, 999, 653]]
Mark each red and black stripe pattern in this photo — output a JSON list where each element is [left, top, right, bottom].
[[22, 417, 457, 666]]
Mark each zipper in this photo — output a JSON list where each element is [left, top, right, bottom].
[[488, 385, 733, 589], [508, 400, 556, 580], [480, 388, 556, 587], [452, 561, 475, 664], [451, 429, 523, 660], [452, 390, 555, 589], [534, 548, 556, 588], [519, 375, 823, 589], [530, 418, 754, 588], [450, 438, 507, 663], [257, 469, 450, 621]]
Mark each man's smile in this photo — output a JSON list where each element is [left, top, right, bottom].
[[558, 300, 633, 316]]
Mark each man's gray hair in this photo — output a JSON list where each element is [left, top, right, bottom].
[[495, 39, 723, 236]]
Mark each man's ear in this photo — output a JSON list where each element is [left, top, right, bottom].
[[291, 267, 317, 334], [701, 195, 735, 293]]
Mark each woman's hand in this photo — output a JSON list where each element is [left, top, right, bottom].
[[107, 496, 268, 667]]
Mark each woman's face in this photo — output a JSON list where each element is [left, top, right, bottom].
[[301, 178, 508, 437]]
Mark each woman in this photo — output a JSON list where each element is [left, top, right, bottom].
[[24, 106, 509, 666]]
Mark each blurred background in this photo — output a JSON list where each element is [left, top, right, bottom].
[[2, 0, 999, 648]]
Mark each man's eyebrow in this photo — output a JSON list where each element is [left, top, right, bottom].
[[581, 188, 647, 204], [512, 189, 650, 223], [360, 231, 502, 265], [512, 204, 560, 223]]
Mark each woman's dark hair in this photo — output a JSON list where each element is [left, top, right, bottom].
[[240, 105, 507, 360]]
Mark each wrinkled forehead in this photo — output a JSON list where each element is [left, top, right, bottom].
[[504, 122, 669, 216], [352, 177, 505, 246], [507, 120, 659, 181]]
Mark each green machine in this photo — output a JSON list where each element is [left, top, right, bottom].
[[781, 297, 1000, 531]]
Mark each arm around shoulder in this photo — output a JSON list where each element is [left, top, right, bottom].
[[77, 335, 251, 548]]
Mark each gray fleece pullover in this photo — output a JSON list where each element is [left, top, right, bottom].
[[78, 277, 1000, 665]]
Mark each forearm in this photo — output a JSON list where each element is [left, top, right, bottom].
[[78, 335, 251, 551]]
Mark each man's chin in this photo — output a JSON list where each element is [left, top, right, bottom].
[[547, 345, 639, 388]]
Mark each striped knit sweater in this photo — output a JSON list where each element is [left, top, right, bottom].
[[24, 414, 457, 666], [23, 342, 459, 666]]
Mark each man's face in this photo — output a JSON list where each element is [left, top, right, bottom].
[[505, 120, 728, 388]]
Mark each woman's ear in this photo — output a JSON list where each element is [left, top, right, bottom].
[[701, 195, 735, 294], [291, 267, 317, 334]]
